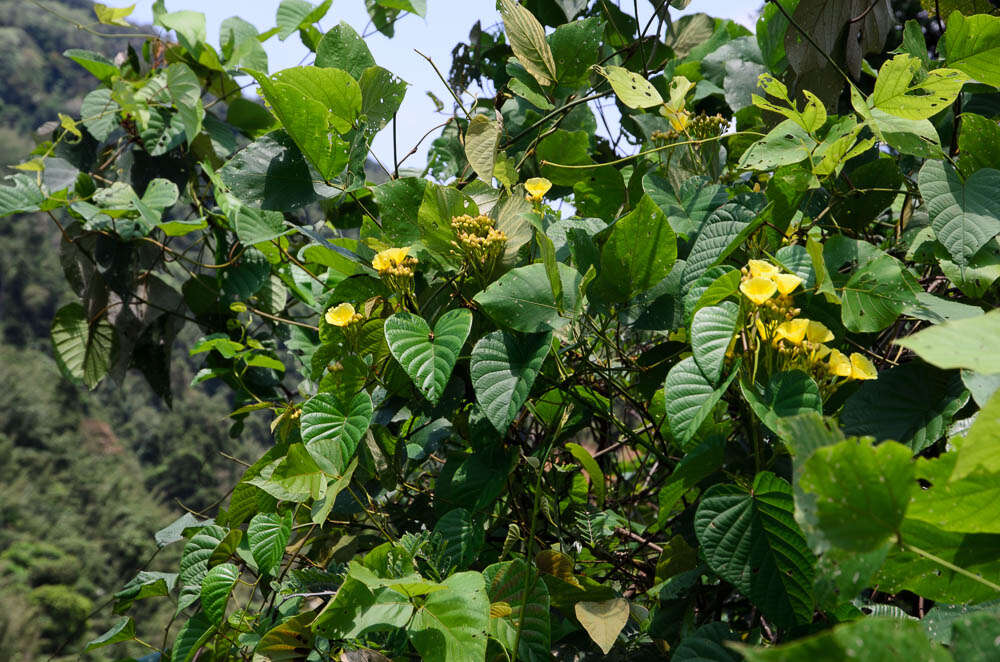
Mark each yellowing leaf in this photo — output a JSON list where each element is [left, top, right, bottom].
[[94, 3, 135, 26], [464, 113, 500, 184], [535, 549, 580, 588], [871, 54, 967, 120], [574, 598, 629, 654], [499, 0, 557, 87], [593, 65, 663, 109]]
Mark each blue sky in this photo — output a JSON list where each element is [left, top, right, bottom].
[[110, 1, 760, 168]]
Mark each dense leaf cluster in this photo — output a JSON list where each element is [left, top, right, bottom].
[[5, 0, 1000, 660]]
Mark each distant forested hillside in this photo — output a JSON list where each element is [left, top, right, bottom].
[[0, 3, 269, 660]]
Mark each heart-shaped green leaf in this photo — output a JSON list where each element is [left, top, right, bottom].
[[384, 309, 472, 403], [470, 330, 551, 432], [690, 301, 739, 384], [300, 390, 373, 474], [200, 562, 239, 625], [247, 512, 292, 578], [695, 472, 814, 628], [665, 357, 738, 449], [919, 160, 1000, 267]]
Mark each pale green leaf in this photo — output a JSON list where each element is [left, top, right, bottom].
[[897, 309, 1000, 374], [464, 113, 500, 183], [565, 442, 605, 508], [575, 598, 629, 655], [85, 617, 135, 651], [945, 11, 1000, 88], [593, 65, 663, 109], [51, 303, 115, 389], [499, 0, 557, 86], [872, 54, 967, 120]]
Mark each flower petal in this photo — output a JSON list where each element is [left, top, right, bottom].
[[325, 302, 357, 327], [828, 349, 852, 377], [806, 320, 834, 344], [740, 277, 777, 305], [747, 259, 779, 279], [850, 353, 878, 380], [773, 272, 802, 295], [775, 318, 808, 345]]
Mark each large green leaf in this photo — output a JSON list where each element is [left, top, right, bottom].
[[738, 119, 816, 170], [742, 371, 822, 434], [840, 253, 920, 333], [690, 302, 738, 385], [840, 361, 967, 453], [871, 54, 967, 120], [593, 195, 677, 303], [499, 0, 557, 86], [250, 443, 327, 502], [474, 263, 582, 333], [359, 66, 407, 135], [470, 330, 551, 432], [0, 174, 45, 217], [312, 577, 413, 639], [276, 0, 329, 39], [247, 512, 292, 577], [80, 88, 119, 141], [300, 390, 373, 474], [737, 617, 951, 662], [178, 525, 228, 609], [954, 389, 1000, 480], [681, 199, 761, 291], [171, 612, 216, 662], [408, 571, 490, 662], [957, 113, 1000, 178], [432, 508, 484, 572], [642, 174, 728, 238], [165, 62, 204, 143], [483, 560, 550, 662], [945, 10, 1000, 88], [200, 562, 239, 625], [665, 357, 738, 449], [384, 309, 472, 404], [565, 442, 605, 508], [219, 132, 317, 211], [315, 21, 375, 79], [896, 309, 1000, 374], [918, 160, 1000, 267], [906, 450, 1000, 535], [51, 302, 115, 390], [694, 472, 815, 627], [876, 518, 1000, 604], [798, 439, 914, 552], [248, 67, 354, 180], [85, 617, 135, 651], [255, 612, 315, 661]]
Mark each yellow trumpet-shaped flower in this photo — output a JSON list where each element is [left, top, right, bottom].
[[372, 246, 411, 273], [773, 272, 803, 295], [740, 277, 777, 305], [775, 318, 808, 345], [524, 177, 552, 202], [805, 320, 834, 344], [850, 353, 878, 380], [325, 302, 358, 327], [747, 259, 779, 279], [828, 349, 852, 377], [755, 317, 770, 341]]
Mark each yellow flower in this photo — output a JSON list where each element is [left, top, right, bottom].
[[811, 343, 832, 361], [850, 353, 878, 380], [828, 349, 852, 377], [372, 247, 411, 273], [805, 320, 834, 344], [740, 277, 777, 305], [775, 318, 808, 345], [325, 303, 357, 327], [667, 110, 690, 133], [747, 259, 779, 279], [773, 272, 803, 295], [524, 177, 552, 202]]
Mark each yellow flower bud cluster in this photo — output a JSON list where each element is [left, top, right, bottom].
[[324, 302, 363, 327], [451, 214, 508, 268], [372, 246, 417, 278], [687, 113, 728, 140]]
